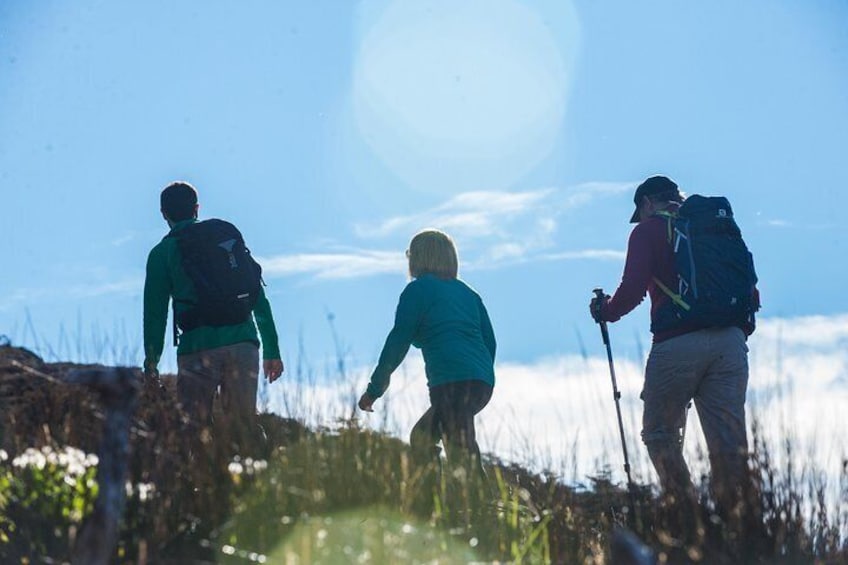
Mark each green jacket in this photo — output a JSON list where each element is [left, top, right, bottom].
[[143, 218, 281, 371], [366, 274, 496, 399]]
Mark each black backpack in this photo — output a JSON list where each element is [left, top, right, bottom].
[[652, 195, 759, 334], [168, 219, 263, 336]]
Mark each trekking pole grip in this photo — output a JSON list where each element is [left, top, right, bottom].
[[592, 288, 610, 346]]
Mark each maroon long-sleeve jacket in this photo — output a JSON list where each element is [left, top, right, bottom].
[[600, 209, 707, 343]]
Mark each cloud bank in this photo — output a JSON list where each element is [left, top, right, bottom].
[[264, 312, 848, 491]]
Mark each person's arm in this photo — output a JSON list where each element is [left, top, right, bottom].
[[602, 224, 655, 322], [364, 283, 423, 401], [478, 297, 497, 362], [143, 246, 171, 375], [253, 286, 283, 382]]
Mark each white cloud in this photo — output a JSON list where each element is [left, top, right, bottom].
[[259, 250, 405, 280], [757, 219, 840, 231], [355, 189, 554, 239], [69, 278, 143, 298], [0, 277, 143, 311], [751, 313, 848, 350], [356, 182, 631, 241], [110, 232, 138, 247], [541, 249, 626, 262], [259, 182, 633, 281], [0, 288, 52, 312], [765, 219, 792, 228]]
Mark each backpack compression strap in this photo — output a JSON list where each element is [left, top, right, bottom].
[[650, 210, 691, 312]]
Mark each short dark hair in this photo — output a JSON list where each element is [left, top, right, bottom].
[[160, 181, 198, 222]]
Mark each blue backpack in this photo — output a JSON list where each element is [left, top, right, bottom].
[[652, 195, 759, 334]]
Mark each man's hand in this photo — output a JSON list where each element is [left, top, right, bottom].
[[590, 294, 609, 323], [264, 359, 284, 383], [358, 392, 375, 413]]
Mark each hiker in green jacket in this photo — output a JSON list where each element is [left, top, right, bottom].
[[358, 229, 496, 515], [143, 181, 283, 446]]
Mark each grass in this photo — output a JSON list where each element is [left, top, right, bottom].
[[0, 342, 847, 563]]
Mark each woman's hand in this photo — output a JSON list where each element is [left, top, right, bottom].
[[358, 392, 375, 412]]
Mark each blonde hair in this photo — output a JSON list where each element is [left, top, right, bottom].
[[407, 229, 458, 279]]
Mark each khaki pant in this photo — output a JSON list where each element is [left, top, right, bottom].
[[642, 326, 749, 513]]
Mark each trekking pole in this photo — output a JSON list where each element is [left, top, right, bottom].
[[592, 288, 637, 521]]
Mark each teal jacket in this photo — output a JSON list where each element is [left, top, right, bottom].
[[143, 218, 281, 371], [366, 275, 496, 399]]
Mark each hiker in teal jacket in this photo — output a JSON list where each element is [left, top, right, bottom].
[[143, 182, 283, 442], [358, 229, 496, 514]]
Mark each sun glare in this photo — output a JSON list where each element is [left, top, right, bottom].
[[352, 0, 579, 195]]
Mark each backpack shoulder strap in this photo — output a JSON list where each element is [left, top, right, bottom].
[[652, 209, 677, 243], [650, 209, 691, 311]]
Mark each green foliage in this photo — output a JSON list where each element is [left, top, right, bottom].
[[0, 446, 99, 560], [215, 422, 554, 563]]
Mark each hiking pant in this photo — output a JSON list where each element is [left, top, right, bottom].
[[641, 326, 750, 514], [409, 380, 493, 511], [177, 342, 259, 448]]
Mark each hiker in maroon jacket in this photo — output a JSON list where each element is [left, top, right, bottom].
[[590, 176, 758, 528]]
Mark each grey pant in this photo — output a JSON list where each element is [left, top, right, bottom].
[[177, 342, 259, 428], [642, 327, 749, 510]]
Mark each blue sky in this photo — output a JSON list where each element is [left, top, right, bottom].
[[2, 1, 848, 478]]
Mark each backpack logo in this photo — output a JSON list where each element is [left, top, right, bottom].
[[218, 239, 239, 268], [717, 208, 728, 218]]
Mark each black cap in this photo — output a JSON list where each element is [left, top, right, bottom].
[[629, 175, 680, 223]]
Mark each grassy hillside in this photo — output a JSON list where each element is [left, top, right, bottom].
[[0, 344, 845, 563]]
